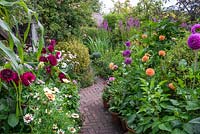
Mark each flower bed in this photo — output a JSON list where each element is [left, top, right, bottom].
[[103, 24, 200, 134]]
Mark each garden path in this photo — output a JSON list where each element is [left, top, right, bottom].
[[79, 77, 124, 134]]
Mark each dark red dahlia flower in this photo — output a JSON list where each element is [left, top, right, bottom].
[[58, 72, 66, 82], [45, 66, 51, 74], [39, 56, 48, 62], [0, 69, 15, 82], [41, 48, 47, 54], [48, 45, 54, 53], [47, 54, 57, 66], [20, 72, 36, 86]]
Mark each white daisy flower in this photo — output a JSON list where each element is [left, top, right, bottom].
[[53, 124, 58, 130], [63, 79, 70, 83], [61, 62, 67, 69], [71, 113, 79, 119], [23, 113, 34, 124], [57, 129, 65, 134], [68, 127, 76, 133]]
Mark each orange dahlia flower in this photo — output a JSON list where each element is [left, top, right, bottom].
[[146, 68, 155, 76], [168, 83, 176, 91], [142, 55, 149, 62], [158, 50, 166, 56], [159, 35, 165, 41]]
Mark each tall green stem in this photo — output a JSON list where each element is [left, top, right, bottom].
[[192, 50, 198, 89]]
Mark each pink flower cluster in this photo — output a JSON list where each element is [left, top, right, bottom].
[[0, 69, 35, 86]]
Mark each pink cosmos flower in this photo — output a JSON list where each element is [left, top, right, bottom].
[[108, 77, 115, 82]]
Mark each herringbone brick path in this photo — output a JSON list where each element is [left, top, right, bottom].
[[79, 78, 124, 134]]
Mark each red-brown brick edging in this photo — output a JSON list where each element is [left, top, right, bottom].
[[79, 77, 124, 134]]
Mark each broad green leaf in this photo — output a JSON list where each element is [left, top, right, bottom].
[[158, 122, 172, 132], [0, 115, 7, 119], [177, 78, 185, 88], [162, 116, 176, 122], [158, 80, 168, 86], [183, 123, 194, 134], [0, 19, 24, 62], [152, 119, 161, 129], [186, 101, 200, 111], [171, 120, 182, 128], [150, 77, 155, 89], [0, 41, 20, 73], [127, 114, 137, 124], [172, 128, 187, 134], [36, 21, 44, 60], [170, 99, 179, 106], [189, 117, 200, 124], [8, 114, 19, 128]]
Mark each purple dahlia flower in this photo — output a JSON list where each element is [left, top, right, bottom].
[[187, 24, 200, 50], [187, 34, 200, 50], [125, 41, 131, 47], [122, 50, 131, 57], [124, 57, 132, 65], [191, 24, 200, 34]]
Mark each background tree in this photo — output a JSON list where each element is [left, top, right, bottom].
[[26, 0, 102, 41]]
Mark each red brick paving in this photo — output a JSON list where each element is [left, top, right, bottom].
[[79, 78, 124, 134]]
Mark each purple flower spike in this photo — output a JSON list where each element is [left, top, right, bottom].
[[124, 57, 132, 65], [125, 41, 131, 47], [122, 50, 131, 57], [191, 24, 200, 34]]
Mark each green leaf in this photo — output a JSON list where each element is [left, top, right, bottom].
[[127, 114, 136, 124], [183, 123, 194, 134], [0, 41, 20, 73], [189, 117, 200, 124], [8, 114, 19, 128], [186, 101, 200, 111], [172, 128, 187, 134], [158, 122, 172, 132], [171, 120, 182, 128], [150, 77, 155, 89], [177, 78, 185, 88], [170, 99, 179, 106], [162, 116, 176, 122], [152, 120, 161, 129], [0, 114, 7, 119], [158, 80, 168, 86]]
